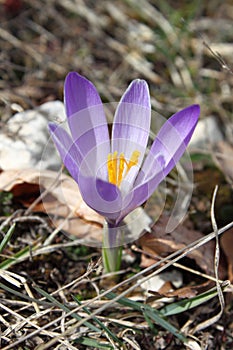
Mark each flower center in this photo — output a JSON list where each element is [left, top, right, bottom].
[[107, 150, 140, 187]]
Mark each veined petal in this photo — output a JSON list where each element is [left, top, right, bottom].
[[48, 123, 81, 183], [64, 72, 110, 175], [137, 104, 200, 185], [111, 80, 151, 187], [78, 174, 123, 221], [119, 155, 165, 221], [65, 71, 104, 117]]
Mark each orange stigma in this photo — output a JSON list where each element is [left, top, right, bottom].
[[107, 150, 140, 186]]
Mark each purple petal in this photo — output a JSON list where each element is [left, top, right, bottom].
[[119, 155, 165, 221], [65, 72, 103, 117], [111, 80, 151, 186], [48, 123, 81, 183], [64, 72, 110, 175], [137, 104, 200, 185], [78, 174, 123, 221]]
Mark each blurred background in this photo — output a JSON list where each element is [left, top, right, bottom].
[[0, 0, 232, 119]]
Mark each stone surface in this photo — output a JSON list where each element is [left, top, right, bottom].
[[188, 116, 223, 150], [0, 101, 65, 170]]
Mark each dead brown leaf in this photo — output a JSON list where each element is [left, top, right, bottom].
[[138, 215, 225, 277], [0, 169, 104, 244], [148, 280, 214, 300]]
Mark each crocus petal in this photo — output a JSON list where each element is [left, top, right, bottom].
[[111, 80, 151, 188], [78, 174, 123, 221], [65, 72, 104, 117], [119, 155, 165, 221], [64, 72, 110, 176], [48, 123, 81, 183], [77, 139, 112, 180], [137, 104, 200, 185]]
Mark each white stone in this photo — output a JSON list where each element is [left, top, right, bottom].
[[188, 116, 223, 150], [0, 101, 66, 170], [139, 270, 183, 294]]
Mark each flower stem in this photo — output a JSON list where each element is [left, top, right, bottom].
[[102, 221, 123, 273]]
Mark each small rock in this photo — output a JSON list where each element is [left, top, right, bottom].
[[139, 270, 183, 294], [188, 116, 223, 150], [0, 101, 65, 170]]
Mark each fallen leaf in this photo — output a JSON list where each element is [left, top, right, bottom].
[[147, 280, 214, 300], [138, 215, 225, 277], [0, 169, 104, 245], [0, 168, 102, 222], [0, 169, 151, 246]]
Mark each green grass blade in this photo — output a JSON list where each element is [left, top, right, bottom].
[[0, 223, 16, 254], [0, 245, 38, 270], [0, 282, 51, 307], [74, 337, 113, 349], [106, 292, 187, 343], [142, 309, 158, 334], [143, 307, 187, 342], [72, 295, 122, 344], [160, 284, 227, 317], [34, 286, 100, 333], [105, 291, 142, 311]]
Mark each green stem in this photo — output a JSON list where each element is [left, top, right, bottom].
[[102, 221, 123, 273]]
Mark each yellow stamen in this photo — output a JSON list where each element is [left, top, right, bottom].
[[107, 151, 118, 185], [126, 150, 140, 174], [117, 153, 125, 186], [107, 150, 140, 187], [112, 151, 118, 185]]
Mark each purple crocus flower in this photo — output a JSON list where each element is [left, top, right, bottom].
[[49, 72, 200, 231]]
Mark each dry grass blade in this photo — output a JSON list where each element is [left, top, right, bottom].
[[22, 221, 233, 350], [203, 40, 233, 75], [0, 27, 65, 74], [0, 303, 68, 346], [191, 186, 226, 334], [132, 245, 224, 285]]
